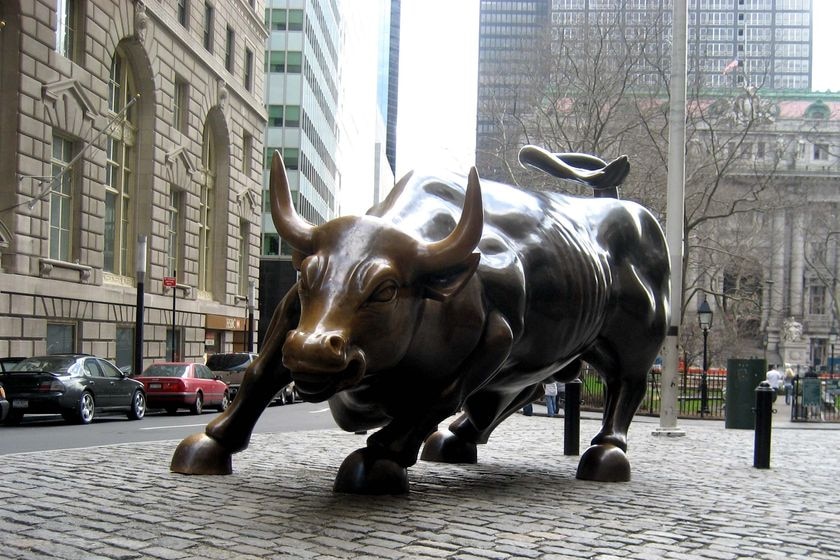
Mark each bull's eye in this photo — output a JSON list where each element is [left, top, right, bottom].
[[368, 281, 398, 304]]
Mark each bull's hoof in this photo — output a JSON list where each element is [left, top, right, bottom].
[[420, 429, 477, 464], [575, 444, 631, 482], [334, 448, 409, 495], [170, 433, 233, 475]]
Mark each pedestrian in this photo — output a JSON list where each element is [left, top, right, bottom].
[[765, 364, 783, 401], [544, 381, 558, 417], [783, 367, 795, 405]]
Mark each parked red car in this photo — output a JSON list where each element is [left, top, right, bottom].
[[135, 362, 229, 415]]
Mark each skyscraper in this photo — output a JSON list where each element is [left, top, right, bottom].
[[476, 0, 814, 177]]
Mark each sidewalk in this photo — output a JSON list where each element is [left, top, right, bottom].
[[2, 412, 838, 559]]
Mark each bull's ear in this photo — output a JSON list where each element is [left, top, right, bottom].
[[422, 253, 480, 301]]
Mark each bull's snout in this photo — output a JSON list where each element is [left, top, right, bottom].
[[282, 329, 366, 402], [282, 330, 350, 371]]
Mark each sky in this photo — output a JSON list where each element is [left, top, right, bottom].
[[396, 0, 840, 179]]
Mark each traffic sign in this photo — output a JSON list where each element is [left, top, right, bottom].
[[163, 276, 176, 287]]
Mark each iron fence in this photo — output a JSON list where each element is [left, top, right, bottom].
[[578, 365, 726, 420], [791, 376, 840, 423]]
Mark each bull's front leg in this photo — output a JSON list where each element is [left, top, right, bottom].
[[332, 312, 512, 494], [170, 286, 299, 475], [420, 310, 514, 464], [333, 413, 446, 495]]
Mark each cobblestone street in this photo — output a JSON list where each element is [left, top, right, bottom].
[[2, 414, 838, 559]]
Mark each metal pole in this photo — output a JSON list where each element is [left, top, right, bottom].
[[754, 381, 774, 468], [701, 327, 709, 416], [655, 0, 687, 437], [831, 343, 835, 378], [134, 235, 146, 377], [247, 279, 255, 352], [171, 269, 177, 361], [564, 379, 581, 456]]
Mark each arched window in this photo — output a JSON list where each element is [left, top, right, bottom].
[[198, 123, 215, 292], [104, 48, 136, 276]]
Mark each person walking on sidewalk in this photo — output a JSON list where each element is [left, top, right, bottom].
[[544, 381, 558, 417], [783, 367, 795, 405], [766, 365, 783, 402]]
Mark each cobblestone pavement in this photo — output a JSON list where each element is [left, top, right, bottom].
[[1, 413, 838, 560]]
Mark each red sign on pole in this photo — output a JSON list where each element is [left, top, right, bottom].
[[163, 276, 176, 288]]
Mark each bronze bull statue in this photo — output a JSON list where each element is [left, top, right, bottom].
[[171, 146, 670, 494]]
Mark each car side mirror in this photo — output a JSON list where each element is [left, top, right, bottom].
[[214, 375, 222, 381]]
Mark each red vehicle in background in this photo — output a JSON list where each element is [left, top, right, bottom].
[[135, 362, 229, 415]]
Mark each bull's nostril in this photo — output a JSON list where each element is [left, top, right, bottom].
[[326, 334, 345, 355]]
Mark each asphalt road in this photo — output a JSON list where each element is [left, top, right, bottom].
[[0, 401, 339, 455]]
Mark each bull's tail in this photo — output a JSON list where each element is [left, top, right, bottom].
[[518, 145, 628, 199]]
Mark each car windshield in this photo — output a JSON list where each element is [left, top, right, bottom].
[[10, 356, 78, 374], [142, 365, 188, 378], [205, 354, 252, 371]]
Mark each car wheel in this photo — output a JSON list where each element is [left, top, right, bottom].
[[68, 391, 95, 424], [191, 392, 204, 415], [4, 410, 23, 426], [217, 391, 230, 412], [128, 390, 146, 420]]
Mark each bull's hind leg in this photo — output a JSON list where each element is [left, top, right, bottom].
[[170, 286, 298, 475], [576, 348, 649, 482]]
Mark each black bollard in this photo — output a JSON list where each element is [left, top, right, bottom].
[[753, 381, 774, 469], [564, 379, 582, 456]]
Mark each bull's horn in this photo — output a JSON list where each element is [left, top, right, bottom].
[[417, 167, 484, 272], [269, 150, 314, 254]]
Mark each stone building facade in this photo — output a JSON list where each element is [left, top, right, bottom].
[[688, 93, 840, 372], [0, 0, 267, 369]]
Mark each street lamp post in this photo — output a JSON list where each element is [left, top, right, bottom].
[[134, 235, 147, 377], [829, 324, 837, 379], [246, 280, 255, 352], [697, 296, 713, 417]]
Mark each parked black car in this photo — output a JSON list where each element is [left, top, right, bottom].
[[2, 354, 146, 425], [0, 356, 25, 372]]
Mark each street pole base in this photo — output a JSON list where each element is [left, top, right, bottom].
[[651, 427, 687, 437]]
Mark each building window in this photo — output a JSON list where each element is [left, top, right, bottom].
[[168, 188, 183, 278], [814, 143, 829, 161], [286, 52, 302, 73], [268, 105, 284, 127], [243, 133, 253, 175], [810, 284, 826, 315], [173, 77, 189, 134], [50, 134, 75, 262], [239, 221, 250, 296], [56, 0, 80, 61], [224, 26, 235, 72], [47, 323, 76, 354], [283, 148, 299, 170], [284, 106, 300, 127], [203, 2, 214, 52], [268, 9, 287, 30], [262, 232, 279, 256], [116, 326, 134, 371], [178, 0, 189, 27], [104, 49, 136, 277], [288, 9, 303, 31], [244, 47, 254, 91], [199, 125, 215, 293], [266, 51, 284, 72]]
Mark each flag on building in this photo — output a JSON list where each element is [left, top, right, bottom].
[[722, 59, 740, 75]]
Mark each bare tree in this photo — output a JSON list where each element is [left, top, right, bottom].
[[477, 9, 802, 364]]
